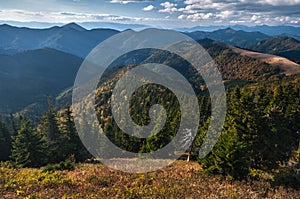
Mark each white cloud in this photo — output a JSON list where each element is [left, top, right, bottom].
[[248, 0, 300, 6], [184, 0, 213, 5], [250, 15, 261, 21], [0, 9, 144, 23], [178, 0, 231, 16], [230, 20, 246, 24], [159, 2, 178, 13], [178, 14, 186, 19], [110, 0, 132, 4], [168, 0, 300, 25], [110, 0, 153, 4], [245, 14, 264, 24], [274, 16, 291, 22], [0, 9, 180, 27], [143, 5, 155, 11], [185, 13, 213, 21], [1, 0, 300, 27], [216, 11, 233, 19]]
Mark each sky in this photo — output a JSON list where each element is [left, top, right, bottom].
[[0, 0, 300, 28]]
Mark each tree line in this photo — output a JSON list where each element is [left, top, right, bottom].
[[196, 83, 300, 181], [0, 79, 299, 184], [0, 107, 90, 168]]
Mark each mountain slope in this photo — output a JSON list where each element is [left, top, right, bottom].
[[0, 48, 83, 113], [0, 23, 119, 58], [2, 38, 298, 120], [249, 36, 300, 63], [230, 46, 300, 76], [54, 39, 288, 109]]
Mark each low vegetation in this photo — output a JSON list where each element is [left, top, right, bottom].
[[0, 161, 299, 199]]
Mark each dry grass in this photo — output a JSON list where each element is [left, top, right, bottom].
[[231, 46, 300, 76], [0, 161, 299, 199]]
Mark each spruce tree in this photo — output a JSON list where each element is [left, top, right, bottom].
[[59, 107, 90, 162], [198, 87, 252, 178], [40, 109, 65, 163], [11, 118, 46, 167], [0, 119, 12, 161]]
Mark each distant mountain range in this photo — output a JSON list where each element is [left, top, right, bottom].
[[186, 28, 270, 48], [2, 21, 300, 36], [0, 21, 150, 31], [0, 23, 119, 58], [1, 23, 300, 57], [178, 24, 300, 36], [0, 23, 300, 121]]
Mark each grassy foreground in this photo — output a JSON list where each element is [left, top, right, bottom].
[[0, 161, 298, 199]]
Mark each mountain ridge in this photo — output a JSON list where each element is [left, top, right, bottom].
[[248, 36, 300, 63], [1, 24, 300, 122], [0, 23, 119, 58], [185, 28, 270, 48]]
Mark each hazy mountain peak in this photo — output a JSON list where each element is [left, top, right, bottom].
[[0, 23, 15, 29], [0, 23, 12, 27], [62, 23, 86, 31], [214, 27, 236, 34], [224, 27, 235, 32]]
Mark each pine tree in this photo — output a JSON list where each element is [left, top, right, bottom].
[[9, 113, 18, 137], [198, 87, 255, 178], [198, 84, 300, 179], [0, 119, 12, 161], [40, 109, 65, 163], [59, 107, 90, 162], [11, 118, 46, 167], [139, 108, 168, 154]]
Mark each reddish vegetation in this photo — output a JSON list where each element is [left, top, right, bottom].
[[1, 161, 299, 198]]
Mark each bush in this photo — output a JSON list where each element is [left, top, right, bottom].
[[42, 159, 75, 173], [273, 167, 300, 190], [0, 161, 15, 169]]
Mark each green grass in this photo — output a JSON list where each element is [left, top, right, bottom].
[[0, 161, 298, 198]]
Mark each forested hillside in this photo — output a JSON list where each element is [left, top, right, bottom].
[[2, 50, 299, 182], [0, 24, 299, 197], [250, 36, 300, 64]]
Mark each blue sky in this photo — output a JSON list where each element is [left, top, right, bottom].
[[0, 0, 300, 27]]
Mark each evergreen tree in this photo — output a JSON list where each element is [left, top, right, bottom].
[[198, 84, 300, 179], [40, 109, 65, 163], [0, 119, 12, 161], [11, 118, 46, 167], [9, 113, 18, 137], [59, 107, 90, 162], [198, 87, 252, 178]]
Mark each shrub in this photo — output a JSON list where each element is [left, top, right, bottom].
[[273, 167, 300, 190], [42, 159, 74, 173]]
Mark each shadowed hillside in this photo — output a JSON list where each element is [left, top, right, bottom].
[[250, 36, 300, 64], [0, 48, 83, 113]]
